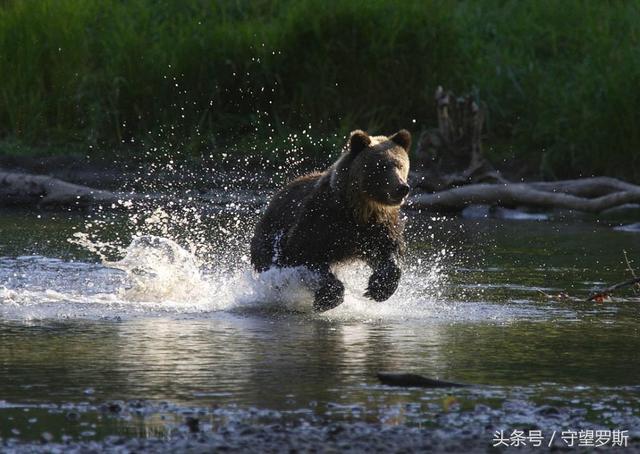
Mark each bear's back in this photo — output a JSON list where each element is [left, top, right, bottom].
[[250, 172, 323, 271]]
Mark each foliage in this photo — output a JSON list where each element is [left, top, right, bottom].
[[0, 0, 639, 179]]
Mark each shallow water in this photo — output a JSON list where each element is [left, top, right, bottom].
[[1, 207, 639, 450]]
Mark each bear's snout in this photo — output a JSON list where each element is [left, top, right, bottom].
[[397, 183, 410, 198], [384, 182, 410, 205]]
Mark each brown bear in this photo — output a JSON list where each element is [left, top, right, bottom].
[[250, 129, 411, 312]]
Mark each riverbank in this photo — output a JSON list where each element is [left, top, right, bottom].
[[3, 397, 638, 453]]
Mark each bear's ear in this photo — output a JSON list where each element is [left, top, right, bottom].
[[348, 130, 371, 154], [390, 129, 411, 151]]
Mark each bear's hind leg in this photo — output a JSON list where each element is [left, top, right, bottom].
[[313, 269, 344, 312]]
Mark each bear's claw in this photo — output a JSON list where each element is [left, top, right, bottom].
[[365, 262, 401, 302], [364, 285, 397, 302], [314, 276, 345, 312]]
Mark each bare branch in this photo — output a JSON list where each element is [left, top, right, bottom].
[[586, 276, 640, 302], [623, 250, 637, 279]]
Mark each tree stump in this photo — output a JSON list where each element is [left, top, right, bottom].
[[413, 87, 504, 192]]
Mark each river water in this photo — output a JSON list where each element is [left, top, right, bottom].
[[0, 204, 639, 451]]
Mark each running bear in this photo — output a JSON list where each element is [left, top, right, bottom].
[[250, 129, 411, 312]]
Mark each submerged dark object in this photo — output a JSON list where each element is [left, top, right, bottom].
[[185, 416, 200, 433], [377, 372, 467, 388]]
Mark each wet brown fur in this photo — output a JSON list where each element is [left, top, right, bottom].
[[250, 129, 411, 310]]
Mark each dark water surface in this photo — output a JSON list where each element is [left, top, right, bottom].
[[1, 208, 639, 449]]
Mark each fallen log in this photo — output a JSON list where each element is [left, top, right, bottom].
[[414, 87, 505, 192], [528, 177, 640, 197], [0, 170, 121, 207], [409, 179, 640, 214]]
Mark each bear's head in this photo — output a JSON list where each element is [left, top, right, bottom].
[[331, 129, 411, 222]]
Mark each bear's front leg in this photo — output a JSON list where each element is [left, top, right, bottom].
[[365, 259, 401, 302], [314, 268, 345, 312]]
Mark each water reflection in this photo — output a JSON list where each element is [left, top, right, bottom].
[[2, 306, 638, 411]]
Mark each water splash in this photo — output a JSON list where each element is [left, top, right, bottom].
[[104, 235, 211, 304], [94, 227, 455, 318], [0, 244, 547, 322], [1, 128, 512, 321], [1, 221, 462, 320]]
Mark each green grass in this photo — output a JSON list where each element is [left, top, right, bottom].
[[1, 0, 639, 180], [457, 0, 640, 180]]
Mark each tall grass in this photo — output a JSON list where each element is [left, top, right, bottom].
[[458, 0, 640, 179], [0, 0, 639, 179]]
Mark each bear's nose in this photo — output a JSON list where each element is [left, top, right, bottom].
[[397, 183, 410, 198]]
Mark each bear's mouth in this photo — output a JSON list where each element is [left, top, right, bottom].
[[381, 194, 407, 206], [362, 188, 408, 207]]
